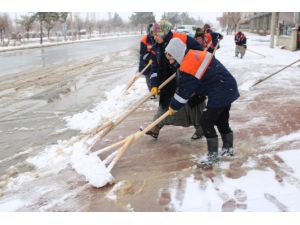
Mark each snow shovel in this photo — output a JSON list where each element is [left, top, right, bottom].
[[123, 61, 152, 92], [105, 110, 170, 172], [76, 110, 170, 188], [247, 48, 266, 58], [85, 72, 177, 151], [251, 58, 300, 87]]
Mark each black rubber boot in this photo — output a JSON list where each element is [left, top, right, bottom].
[[191, 126, 204, 140], [145, 125, 161, 139], [220, 132, 234, 157], [197, 137, 219, 169]]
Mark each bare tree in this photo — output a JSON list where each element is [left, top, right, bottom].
[[162, 12, 180, 26], [59, 12, 69, 41], [217, 13, 227, 31], [130, 12, 155, 34], [228, 12, 241, 33], [0, 13, 11, 44], [179, 12, 197, 25], [74, 15, 84, 39], [96, 19, 105, 35], [16, 15, 35, 40], [85, 17, 95, 38], [43, 13, 60, 40]]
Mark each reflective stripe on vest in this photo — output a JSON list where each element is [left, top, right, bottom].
[[141, 35, 152, 53], [172, 32, 187, 44], [174, 93, 188, 104], [150, 73, 157, 79], [180, 50, 213, 80]]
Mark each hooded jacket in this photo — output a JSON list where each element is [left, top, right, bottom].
[[149, 31, 203, 108], [165, 38, 240, 110]]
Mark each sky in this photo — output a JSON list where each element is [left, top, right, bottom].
[[92, 12, 223, 24], [9, 12, 223, 27]]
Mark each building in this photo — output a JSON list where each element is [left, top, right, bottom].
[[239, 12, 300, 51]]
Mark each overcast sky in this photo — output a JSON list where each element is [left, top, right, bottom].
[[92, 12, 223, 24], [10, 12, 223, 27]]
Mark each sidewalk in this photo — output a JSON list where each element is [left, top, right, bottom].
[[83, 33, 300, 211], [0, 33, 141, 53]]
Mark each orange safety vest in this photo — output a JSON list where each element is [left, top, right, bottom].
[[204, 33, 213, 49], [172, 32, 187, 44], [180, 50, 213, 80], [141, 35, 152, 53]]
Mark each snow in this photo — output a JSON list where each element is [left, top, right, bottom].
[[0, 33, 140, 53], [64, 78, 148, 133], [0, 199, 25, 212], [170, 167, 300, 211], [70, 142, 115, 188], [277, 150, 300, 179], [272, 130, 300, 144], [1, 32, 300, 211], [21, 77, 148, 188]]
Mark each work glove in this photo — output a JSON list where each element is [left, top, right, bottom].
[[151, 87, 158, 95], [168, 107, 177, 116]]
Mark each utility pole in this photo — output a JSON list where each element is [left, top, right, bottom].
[[270, 12, 278, 48]]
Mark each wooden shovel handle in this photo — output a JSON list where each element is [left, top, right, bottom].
[[135, 111, 169, 139], [124, 61, 152, 91], [104, 111, 170, 172], [94, 138, 127, 156], [107, 135, 135, 172], [252, 58, 300, 87]]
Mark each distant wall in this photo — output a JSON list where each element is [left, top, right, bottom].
[[277, 28, 298, 51]]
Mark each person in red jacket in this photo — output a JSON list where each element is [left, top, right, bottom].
[[235, 31, 247, 58], [165, 38, 240, 168]]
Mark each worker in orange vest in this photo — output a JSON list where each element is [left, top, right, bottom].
[[144, 20, 205, 140], [202, 24, 223, 53], [165, 38, 240, 168], [194, 27, 213, 50], [139, 23, 155, 92]]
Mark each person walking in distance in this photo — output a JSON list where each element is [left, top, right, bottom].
[[235, 31, 247, 59]]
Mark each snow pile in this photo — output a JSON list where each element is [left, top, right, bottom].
[[64, 78, 148, 133], [24, 77, 147, 188], [272, 130, 300, 144], [71, 142, 115, 188]]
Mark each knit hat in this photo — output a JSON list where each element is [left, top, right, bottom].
[[165, 38, 186, 64], [147, 23, 154, 36], [151, 20, 172, 38]]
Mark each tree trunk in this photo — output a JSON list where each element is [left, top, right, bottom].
[[64, 22, 67, 41], [26, 30, 29, 40], [47, 29, 50, 40], [40, 21, 43, 44]]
